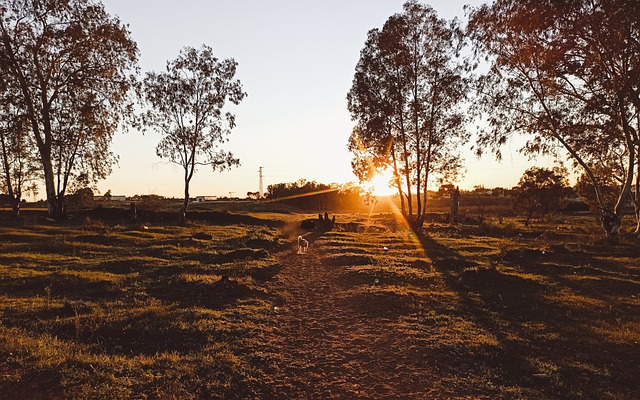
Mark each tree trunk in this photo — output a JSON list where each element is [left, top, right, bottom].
[[398, 116, 413, 219], [1, 178, 21, 217], [10, 196, 20, 216], [42, 159, 58, 219], [1, 133, 19, 216], [408, 215, 424, 233], [634, 197, 640, 236], [391, 148, 406, 216], [524, 207, 534, 227], [56, 193, 67, 219], [634, 150, 640, 235], [602, 211, 623, 243], [42, 156, 63, 220], [450, 187, 459, 225], [604, 93, 636, 242], [180, 179, 190, 225], [2, 25, 56, 219]]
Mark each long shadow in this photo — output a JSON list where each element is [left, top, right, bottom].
[[418, 233, 639, 399], [418, 234, 549, 397], [0, 273, 121, 302], [147, 278, 275, 310], [495, 246, 640, 304]]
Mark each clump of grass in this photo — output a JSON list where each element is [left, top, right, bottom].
[[593, 320, 640, 344], [325, 253, 376, 267], [411, 309, 501, 348], [83, 216, 108, 232], [476, 219, 520, 237], [44, 285, 52, 308]]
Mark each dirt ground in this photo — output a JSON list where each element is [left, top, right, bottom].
[[259, 229, 470, 399], [254, 222, 640, 399]]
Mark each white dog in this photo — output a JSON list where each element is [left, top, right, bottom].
[[297, 235, 309, 254]]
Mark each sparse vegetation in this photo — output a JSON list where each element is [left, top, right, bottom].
[[0, 209, 638, 398], [0, 211, 285, 399]]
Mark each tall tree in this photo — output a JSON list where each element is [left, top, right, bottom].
[[348, 0, 469, 231], [0, 61, 39, 215], [0, 102, 39, 215], [140, 45, 246, 224], [0, 0, 139, 219], [468, 0, 640, 240]]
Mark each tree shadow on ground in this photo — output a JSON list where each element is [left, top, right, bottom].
[[53, 309, 212, 356], [147, 278, 274, 310], [418, 233, 640, 400], [0, 364, 62, 400], [495, 246, 640, 303], [0, 273, 121, 302]]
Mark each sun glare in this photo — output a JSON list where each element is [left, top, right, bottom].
[[364, 169, 397, 197]]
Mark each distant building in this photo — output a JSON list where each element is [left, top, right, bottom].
[[94, 195, 127, 202], [195, 196, 218, 202]]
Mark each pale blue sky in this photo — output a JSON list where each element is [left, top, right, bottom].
[[97, 0, 552, 198]]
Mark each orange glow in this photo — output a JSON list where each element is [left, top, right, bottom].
[[362, 168, 397, 197]]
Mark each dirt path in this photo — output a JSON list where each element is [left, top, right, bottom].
[[265, 231, 441, 399]]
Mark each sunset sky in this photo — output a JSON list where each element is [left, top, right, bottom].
[[97, 0, 556, 198]]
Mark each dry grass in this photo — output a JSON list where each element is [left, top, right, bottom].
[[301, 214, 640, 399], [0, 210, 639, 399], [0, 213, 285, 399]]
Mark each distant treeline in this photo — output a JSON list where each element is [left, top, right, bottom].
[[266, 180, 363, 211]]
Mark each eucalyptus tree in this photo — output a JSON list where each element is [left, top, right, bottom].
[[0, 121, 40, 215], [468, 0, 640, 240], [0, 100, 39, 215], [0, 0, 139, 219], [0, 66, 32, 215], [140, 45, 246, 224], [348, 0, 469, 231]]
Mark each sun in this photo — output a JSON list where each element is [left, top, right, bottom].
[[363, 169, 397, 197]]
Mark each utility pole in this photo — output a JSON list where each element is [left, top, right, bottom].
[[258, 166, 264, 199]]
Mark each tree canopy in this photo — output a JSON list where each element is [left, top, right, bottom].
[[266, 179, 363, 211], [0, 82, 39, 215], [140, 45, 246, 224], [513, 166, 570, 226], [468, 0, 640, 239], [0, 0, 139, 219], [347, 0, 470, 230]]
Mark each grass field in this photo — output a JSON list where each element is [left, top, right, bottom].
[[0, 209, 638, 399]]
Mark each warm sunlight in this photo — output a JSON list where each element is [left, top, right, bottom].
[[363, 169, 397, 197]]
